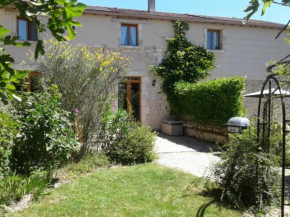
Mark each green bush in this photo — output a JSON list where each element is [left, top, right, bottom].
[[107, 122, 157, 165], [100, 108, 133, 152], [174, 77, 245, 126], [212, 128, 280, 211], [99, 105, 157, 165], [266, 123, 290, 166], [154, 20, 215, 116], [0, 111, 19, 173], [9, 85, 79, 175], [155, 20, 215, 90]]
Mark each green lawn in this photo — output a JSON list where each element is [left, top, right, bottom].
[[10, 164, 242, 217]]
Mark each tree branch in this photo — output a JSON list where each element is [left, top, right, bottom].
[[275, 19, 290, 39], [272, 1, 290, 6]]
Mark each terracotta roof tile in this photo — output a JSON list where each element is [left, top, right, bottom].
[[86, 6, 284, 29]]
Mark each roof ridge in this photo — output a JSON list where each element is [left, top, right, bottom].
[[85, 5, 285, 29]]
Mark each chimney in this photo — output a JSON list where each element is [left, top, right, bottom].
[[148, 0, 155, 12]]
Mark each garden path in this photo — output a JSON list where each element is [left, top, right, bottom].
[[155, 133, 220, 179]]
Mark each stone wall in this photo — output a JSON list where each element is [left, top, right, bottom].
[[117, 47, 170, 131], [244, 79, 264, 118]]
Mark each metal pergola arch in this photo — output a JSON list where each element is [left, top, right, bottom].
[[255, 56, 290, 217]]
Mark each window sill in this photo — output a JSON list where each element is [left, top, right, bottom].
[[119, 45, 141, 49], [207, 49, 224, 53], [16, 40, 38, 44]]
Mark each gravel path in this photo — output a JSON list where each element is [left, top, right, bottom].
[[155, 133, 220, 179]]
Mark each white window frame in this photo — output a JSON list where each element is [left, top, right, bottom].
[[204, 27, 226, 53]]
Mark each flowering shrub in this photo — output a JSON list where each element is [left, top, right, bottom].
[[33, 39, 130, 155]]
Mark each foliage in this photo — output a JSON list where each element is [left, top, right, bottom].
[[154, 20, 215, 94], [9, 164, 242, 217], [266, 123, 290, 165], [0, 0, 86, 104], [9, 85, 79, 175], [0, 171, 50, 211], [0, 110, 19, 173], [100, 106, 156, 165], [35, 40, 129, 155], [100, 108, 133, 152], [107, 122, 157, 165], [153, 20, 215, 117], [244, 0, 290, 20], [174, 77, 245, 126], [212, 128, 281, 211], [58, 152, 109, 180]]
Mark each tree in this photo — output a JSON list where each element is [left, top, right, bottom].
[[0, 0, 87, 104], [244, 0, 289, 38], [244, 0, 290, 20]]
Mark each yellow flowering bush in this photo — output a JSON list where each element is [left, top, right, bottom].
[[34, 39, 130, 155]]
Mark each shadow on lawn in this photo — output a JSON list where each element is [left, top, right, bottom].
[[182, 178, 238, 217], [196, 200, 216, 217]]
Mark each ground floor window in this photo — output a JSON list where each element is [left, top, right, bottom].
[[118, 77, 141, 121]]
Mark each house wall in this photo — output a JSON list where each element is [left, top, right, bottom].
[[1, 8, 289, 129]]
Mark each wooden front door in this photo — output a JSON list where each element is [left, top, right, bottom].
[[118, 77, 141, 121]]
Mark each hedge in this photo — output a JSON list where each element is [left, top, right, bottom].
[[173, 76, 245, 127]]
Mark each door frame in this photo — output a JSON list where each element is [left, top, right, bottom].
[[120, 76, 142, 121]]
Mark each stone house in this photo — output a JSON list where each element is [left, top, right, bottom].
[[0, 0, 289, 130]]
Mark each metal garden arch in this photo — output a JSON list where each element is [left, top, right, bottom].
[[256, 55, 290, 217]]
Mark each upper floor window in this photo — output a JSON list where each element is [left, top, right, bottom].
[[121, 24, 138, 46], [207, 29, 221, 50], [17, 18, 38, 41]]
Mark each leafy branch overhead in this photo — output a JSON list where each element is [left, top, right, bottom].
[[0, 0, 86, 104], [244, 0, 290, 20]]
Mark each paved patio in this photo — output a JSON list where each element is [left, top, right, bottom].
[[155, 133, 220, 179]]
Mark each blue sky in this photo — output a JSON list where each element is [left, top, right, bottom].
[[81, 0, 288, 24]]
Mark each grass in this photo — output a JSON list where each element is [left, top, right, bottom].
[[56, 152, 110, 181], [10, 163, 242, 217]]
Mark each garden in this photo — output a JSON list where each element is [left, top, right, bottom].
[[0, 0, 289, 216], [0, 38, 159, 212], [0, 19, 285, 217]]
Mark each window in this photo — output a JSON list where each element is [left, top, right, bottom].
[[121, 24, 138, 46], [207, 29, 221, 50], [17, 18, 37, 41]]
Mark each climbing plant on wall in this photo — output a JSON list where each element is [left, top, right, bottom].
[[154, 20, 216, 115]]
